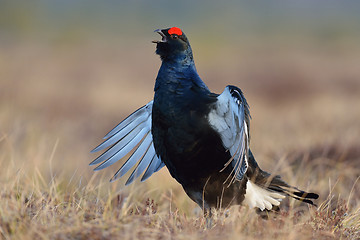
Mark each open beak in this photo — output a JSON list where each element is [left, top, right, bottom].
[[152, 29, 167, 44]]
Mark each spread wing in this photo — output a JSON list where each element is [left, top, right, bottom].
[[90, 101, 164, 185], [207, 85, 251, 183]]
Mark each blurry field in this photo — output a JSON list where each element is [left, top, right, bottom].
[[1, 2, 360, 239]]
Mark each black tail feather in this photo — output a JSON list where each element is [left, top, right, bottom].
[[266, 176, 319, 206], [292, 190, 319, 200], [268, 184, 319, 206]]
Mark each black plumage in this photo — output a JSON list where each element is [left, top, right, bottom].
[[91, 27, 318, 213]]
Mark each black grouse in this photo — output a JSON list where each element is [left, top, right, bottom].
[[91, 27, 318, 213]]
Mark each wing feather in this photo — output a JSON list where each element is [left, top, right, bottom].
[[110, 131, 153, 181], [94, 127, 149, 170], [141, 145, 162, 181], [90, 120, 148, 166], [208, 85, 250, 182], [155, 160, 165, 172], [103, 104, 149, 139], [125, 143, 156, 185], [90, 101, 165, 184], [91, 113, 149, 153]]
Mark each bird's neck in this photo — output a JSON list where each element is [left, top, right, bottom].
[[154, 59, 208, 93], [160, 57, 196, 74], [160, 46, 194, 65]]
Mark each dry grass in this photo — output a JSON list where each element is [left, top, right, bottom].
[[0, 39, 359, 239]]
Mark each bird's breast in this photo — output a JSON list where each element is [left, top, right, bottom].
[[151, 94, 231, 185]]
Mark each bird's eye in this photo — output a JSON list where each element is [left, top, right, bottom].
[[171, 34, 179, 40]]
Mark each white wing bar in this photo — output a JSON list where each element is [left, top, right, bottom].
[[207, 85, 250, 182]]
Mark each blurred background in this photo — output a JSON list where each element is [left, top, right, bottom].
[[1, 0, 359, 209]]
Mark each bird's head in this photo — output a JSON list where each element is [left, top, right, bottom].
[[152, 27, 193, 62]]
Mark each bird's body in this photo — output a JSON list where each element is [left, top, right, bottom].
[[91, 27, 318, 213]]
